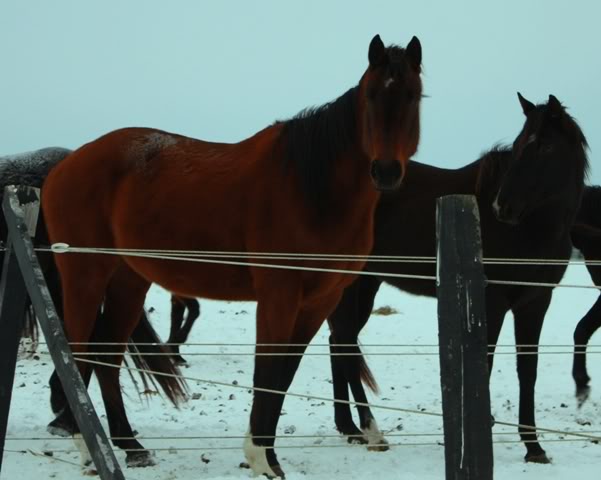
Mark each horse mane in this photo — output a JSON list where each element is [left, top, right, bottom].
[[577, 185, 601, 228], [475, 144, 511, 198], [276, 86, 359, 214]]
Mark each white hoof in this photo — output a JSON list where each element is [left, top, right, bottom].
[[363, 420, 389, 452], [243, 433, 280, 478], [74, 433, 92, 466]]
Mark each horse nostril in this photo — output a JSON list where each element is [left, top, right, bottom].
[[370, 160, 402, 190]]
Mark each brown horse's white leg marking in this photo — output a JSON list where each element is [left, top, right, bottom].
[[243, 431, 280, 478], [363, 418, 389, 452], [74, 433, 92, 466]]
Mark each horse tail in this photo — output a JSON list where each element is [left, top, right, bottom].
[[21, 301, 39, 344], [357, 347, 379, 394], [126, 311, 188, 406]]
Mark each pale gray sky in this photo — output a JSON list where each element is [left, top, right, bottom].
[[1, 1, 599, 180]]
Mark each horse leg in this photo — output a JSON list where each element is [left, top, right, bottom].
[[93, 264, 154, 467], [49, 255, 117, 467], [48, 306, 103, 436], [177, 298, 200, 346], [572, 294, 601, 405], [485, 291, 509, 428], [245, 285, 336, 478], [167, 296, 187, 364], [170, 297, 200, 365], [512, 293, 552, 464], [329, 276, 385, 450]]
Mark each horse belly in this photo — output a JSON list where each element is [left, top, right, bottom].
[[122, 256, 256, 300]]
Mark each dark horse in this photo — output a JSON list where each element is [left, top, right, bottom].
[[0, 147, 72, 334], [327, 94, 588, 464], [570, 186, 601, 404], [41, 35, 423, 477], [166, 295, 200, 365]]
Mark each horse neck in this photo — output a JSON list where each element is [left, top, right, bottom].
[[576, 186, 601, 229]]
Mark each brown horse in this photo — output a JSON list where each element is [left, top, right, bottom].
[[41, 34, 423, 477], [326, 94, 588, 464]]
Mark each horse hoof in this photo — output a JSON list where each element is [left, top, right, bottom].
[[172, 355, 187, 366], [266, 463, 286, 479], [126, 451, 156, 468], [525, 452, 551, 464], [347, 434, 369, 445], [576, 385, 591, 408], [367, 438, 390, 452], [47, 419, 74, 437]]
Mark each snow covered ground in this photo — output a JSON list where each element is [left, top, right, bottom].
[[3, 265, 601, 479]]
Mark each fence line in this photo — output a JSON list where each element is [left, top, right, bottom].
[[23, 350, 601, 358], [6, 430, 601, 443], [64, 356, 601, 444], [31, 342, 601, 348], [44, 244, 601, 291], [4, 437, 599, 456], [42, 243, 601, 267]]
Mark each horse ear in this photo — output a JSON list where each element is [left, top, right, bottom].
[[368, 34, 386, 67], [517, 92, 535, 115], [548, 94, 563, 117], [405, 36, 422, 72]]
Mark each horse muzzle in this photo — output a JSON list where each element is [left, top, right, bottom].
[[370, 159, 404, 191], [493, 195, 523, 226]]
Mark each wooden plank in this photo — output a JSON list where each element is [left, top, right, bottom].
[[436, 195, 493, 480], [2, 185, 124, 480], [0, 240, 29, 476]]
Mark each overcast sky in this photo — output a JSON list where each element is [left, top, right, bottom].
[[2, 1, 599, 181]]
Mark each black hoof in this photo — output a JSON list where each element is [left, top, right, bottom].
[[576, 385, 591, 408], [172, 355, 187, 366], [126, 450, 156, 468], [525, 451, 551, 464], [47, 417, 75, 437], [266, 463, 286, 479]]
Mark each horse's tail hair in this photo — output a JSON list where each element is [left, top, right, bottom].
[[357, 348, 379, 394], [21, 301, 39, 344], [126, 311, 188, 406]]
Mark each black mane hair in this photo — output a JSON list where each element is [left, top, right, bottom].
[[577, 185, 601, 228], [475, 144, 512, 197], [276, 86, 359, 214]]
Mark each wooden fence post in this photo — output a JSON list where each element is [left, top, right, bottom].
[[436, 194, 493, 480], [0, 238, 30, 477], [1, 185, 124, 480]]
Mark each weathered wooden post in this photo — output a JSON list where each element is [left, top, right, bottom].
[[0, 185, 124, 480], [0, 241, 30, 477], [436, 195, 493, 480]]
